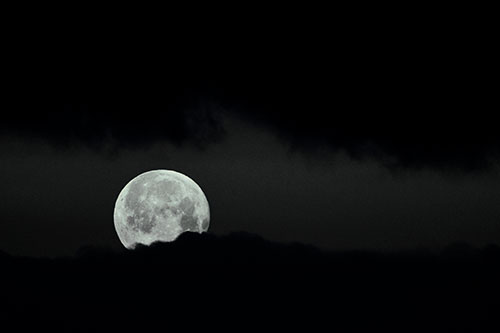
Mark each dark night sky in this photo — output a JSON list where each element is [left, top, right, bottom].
[[1, 12, 498, 257]]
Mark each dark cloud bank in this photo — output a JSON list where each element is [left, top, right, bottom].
[[1, 233, 500, 332], [3, 92, 498, 172]]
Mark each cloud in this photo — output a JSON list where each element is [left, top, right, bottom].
[[1, 36, 496, 171], [207, 52, 498, 171]]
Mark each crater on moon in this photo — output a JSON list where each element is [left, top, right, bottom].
[[113, 170, 210, 249]]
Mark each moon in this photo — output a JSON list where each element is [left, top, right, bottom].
[[113, 170, 210, 249]]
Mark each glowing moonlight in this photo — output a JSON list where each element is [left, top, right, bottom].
[[113, 170, 210, 249]]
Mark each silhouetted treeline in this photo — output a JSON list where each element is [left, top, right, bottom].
[[1, 233, 500, 332]]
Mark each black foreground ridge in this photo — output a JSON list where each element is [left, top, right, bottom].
[[1, 232, 500, 332]]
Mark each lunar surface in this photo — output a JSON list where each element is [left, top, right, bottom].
[[113, 170, 210, 249]]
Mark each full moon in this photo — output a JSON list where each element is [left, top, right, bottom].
[[113, 170, 210, 249]]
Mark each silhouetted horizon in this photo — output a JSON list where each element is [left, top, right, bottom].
[[2, 230, 500, 261]]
